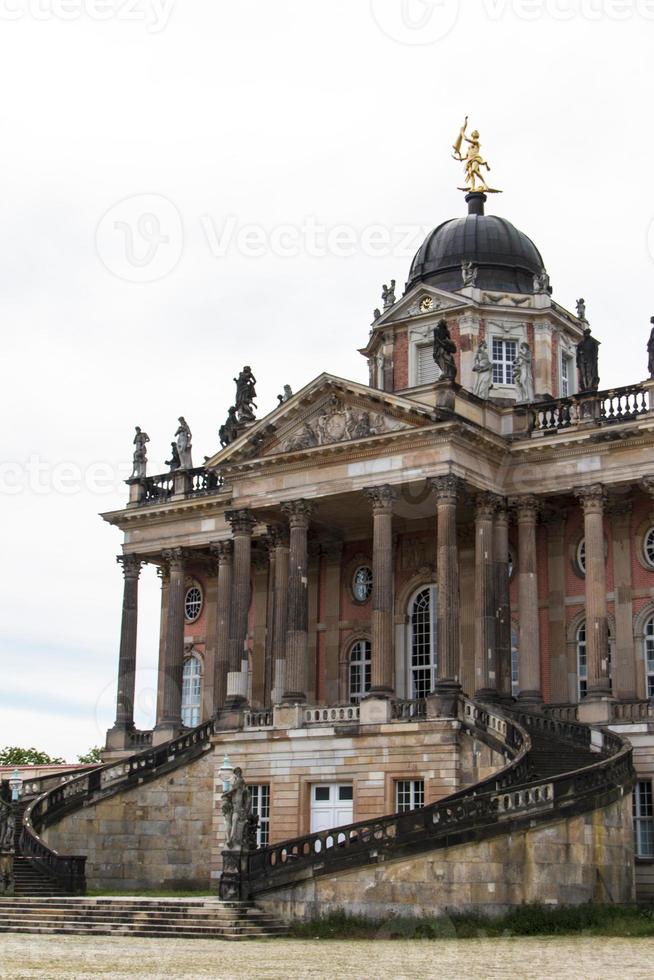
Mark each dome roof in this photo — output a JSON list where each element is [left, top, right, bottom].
[[406, 195, 545, 295]]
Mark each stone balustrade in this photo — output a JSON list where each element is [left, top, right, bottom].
[[529, 383, 649, 435]]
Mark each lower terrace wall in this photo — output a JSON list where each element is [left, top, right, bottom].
[[40, 720, 505, 891], [257, 795, 635, 921]]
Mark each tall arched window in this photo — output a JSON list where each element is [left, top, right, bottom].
[[576, 620, 613, 700], [409, 586, 437, 699], [349, 639, 371, 703], [645, 616, 654, 698], [511, 629, 519, 697], [181, 655, 202, 727]]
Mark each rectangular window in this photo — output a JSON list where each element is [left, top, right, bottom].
[[416, 343, 440, 385], [250, 784, 270, 847], [396, 779, 425, 813], [561, 355, 569, 397], [491, 338, 518, 386], [633, 781, 654, 858], [645, 622, 654, 698]]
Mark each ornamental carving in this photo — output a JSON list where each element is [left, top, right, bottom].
[[364, 485, 396, 513], [278, 396, 404, 454], [210, 540, 234, 565], [225, 510, 257, 536], [116, 555, 142, 579], [574, 484, 606, 514], [430, 475, 460, 503], [282, 499, 313, 529]]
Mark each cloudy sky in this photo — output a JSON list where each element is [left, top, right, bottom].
[[1, 0, 653, 760]]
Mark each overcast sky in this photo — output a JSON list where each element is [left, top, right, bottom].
[[1, 0, 653, 760]]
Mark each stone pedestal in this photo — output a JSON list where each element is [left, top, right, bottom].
[[0, 854, 14, 897], [426, 682, 460, 719], [272, 703, 305, 731], [577, 699, 613, 725], [219, 849, 251, 902], [433, 379, 457, 411], [359, 696, 392, 725]]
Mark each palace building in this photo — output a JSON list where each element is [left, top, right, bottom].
[[8, 152, 654, 918]]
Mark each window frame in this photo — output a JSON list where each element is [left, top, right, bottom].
[[643, 528, 654, 570], [181, 653, 202, 728], [184, 583, 203, 623], [645, 616, 654, 699], [633, 780, 654, 859], [408, 585, 438, 700], [348, 638, 372, 704], [395, 779, 425, 813], [576, 618, 613, 701], [250, 784, 270, 848], [351, 565, 373, 605], [491, 337, 519, 387]]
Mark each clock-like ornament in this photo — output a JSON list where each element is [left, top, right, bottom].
[[419, 296, 433, 313]]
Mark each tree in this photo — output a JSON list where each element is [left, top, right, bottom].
[[0, 746, 65, 766], [77, 747, 103, 764]]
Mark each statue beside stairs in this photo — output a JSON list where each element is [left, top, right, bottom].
[[0, 797, 15, 897], [218, 766, 259, 901]]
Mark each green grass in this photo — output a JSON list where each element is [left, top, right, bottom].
[[288, 904, 654, 940]]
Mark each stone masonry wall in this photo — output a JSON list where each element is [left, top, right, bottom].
[[43, 752, 215, 892], [257, 795, 635, 921]]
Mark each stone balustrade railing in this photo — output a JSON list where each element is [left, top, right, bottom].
[[303, 705, 360, 725], [528, 383, 649, 435], [390, 699, 427, 721], [138, 467, 224, 506], [609, 700, 654, 723], [244, 710, 274, 729], [245, 697, 633, 896]]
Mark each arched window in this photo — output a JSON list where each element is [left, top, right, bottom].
[[349, 639, 371, 704], [511, 628, 519, 697], [645, 617, 654, 698], [576, 620, 613, 700], [181, 655, 202, 727], [409, 586, 437, 699]]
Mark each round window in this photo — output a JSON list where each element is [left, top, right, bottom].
[[576, 538, 586, 575], [184, 585, 203, 622], [644, 528, 654, 568], [352, 566, 373, 603]]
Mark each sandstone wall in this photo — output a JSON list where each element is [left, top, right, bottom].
[[257, 795, 636, 921], [43, 751, 216, 892]]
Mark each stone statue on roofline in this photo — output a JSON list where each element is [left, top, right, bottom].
[[576, 327, 600, 393], [130, 426, 150, 479], [174, 417, 193, 469], [461, 259, 478, 287], [277, 384, 293, 405], [432, 319, 457, 382], [513, 341, 535, 403], [382, 281, 396, 310], [165, 442, 180, 472], [647, 317, 654, 379], [234, 366, 257, 423], [219, 406, 240, 448]]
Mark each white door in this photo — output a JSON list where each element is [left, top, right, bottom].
[[310, 784, 353, 834]]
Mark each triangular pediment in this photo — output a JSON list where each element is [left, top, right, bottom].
[[207, 374, 437, 470], [374, 283, 467, 327]]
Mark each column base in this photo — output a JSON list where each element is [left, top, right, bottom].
[[474, 687, 502, 704], [153, 722, 182, 746], [578, 696, 614, 725], [273, 703, 305, 730], [426, 681, 461, 719], [214, 707, 245, 731], [223, 695, 247, 711], [517, 690, 543, 710], [281, 692, 307, 705], [359, 697, 392, 725]]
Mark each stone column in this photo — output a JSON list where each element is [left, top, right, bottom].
[[575, 485, 612, 700], [430, 476, 461, 700], [155, 548, 186, 739], [269, 526, 290, 705], [322, 540, 344, 706], [494, 501, 512, 701], [514, 496, 542, 706], [210, 541, 233, 713], [545, 510, 568, 703], [610, 499, 635, 700], [474, 494, 498, 701], [282, 500, 312, 703], [110, 555, 142, 738], [225, 510, 256, 710], [364, 486, 396, 696]]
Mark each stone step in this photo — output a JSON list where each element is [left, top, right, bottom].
[[0, 924, 285, 940]]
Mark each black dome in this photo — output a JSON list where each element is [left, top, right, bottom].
[[407, 197, 545, 295]]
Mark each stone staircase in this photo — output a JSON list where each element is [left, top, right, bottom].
[[0, 897, 287, 940], [526, 729, 597, 780], [10, 802, 61, 898]]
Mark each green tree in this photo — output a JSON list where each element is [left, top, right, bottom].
[[0, 746, 65, 766], [77, 747, 103, 764]]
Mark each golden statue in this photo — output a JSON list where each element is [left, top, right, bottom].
[[452, 117, 501, 194]]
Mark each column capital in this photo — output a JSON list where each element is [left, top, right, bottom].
[[430, 474, 460, 503], [116, 554, 142, 579], [364, 484, 396, 514], [156, 564, 170, 585], [266, 523, 290, 549], [210, 540, 234, 565], [226, 509, 257, 536], [474, 492, 501, 521], [510, 494, 541, 521], [162, 547, 185, 572], [574, 483, 606, 514], [281, 499, 313, 529]]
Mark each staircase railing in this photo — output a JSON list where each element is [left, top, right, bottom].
[[246, 696, 634, 895], [20, 719, 217, 894]]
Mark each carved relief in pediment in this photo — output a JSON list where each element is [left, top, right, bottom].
[[276, 395, 406, 454]]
